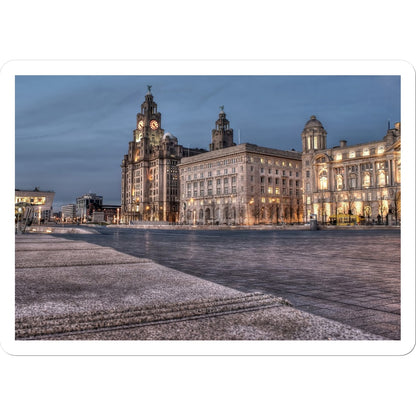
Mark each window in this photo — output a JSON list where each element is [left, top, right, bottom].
[[349, 175, 357, 189], [319, 170, 328, 190], [336, 175, 343, 190], [378, 171, 386, 186], [363, 173, 371, 188], [306, 170, 310, 178]]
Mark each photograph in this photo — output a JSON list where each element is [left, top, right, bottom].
[[13, 71, 403, 347]]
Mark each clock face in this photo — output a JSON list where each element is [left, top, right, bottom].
[[138, 120, 144, 130], [150, 120, 159, 130]]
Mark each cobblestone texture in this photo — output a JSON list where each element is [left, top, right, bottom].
[[60, 228, 400, 339]]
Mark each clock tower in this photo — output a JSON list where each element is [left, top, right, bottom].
[[121, 86, 186, 224], [135, 85, 164, 146], [210, 106, 235, 151]]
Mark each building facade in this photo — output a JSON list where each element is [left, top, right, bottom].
[[15, 187, 55, 222], [61, 204, 76, 222], [179, 110, 303, 225], [76, 193, 103, 221], [301, 116, 401, 224], [121, 87, 205, 223]]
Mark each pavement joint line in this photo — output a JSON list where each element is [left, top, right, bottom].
[[15, 261, 153, 269], [15, 248, 109, 252]]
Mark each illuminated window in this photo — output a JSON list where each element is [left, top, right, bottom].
[[268, 187, 273, 194], [378, 146, 385, 154], [349, 151, 356, 158], [363, 148, 370, 156], [363, 173, 371, 188], [378, 171, 386, 186], [336, 175, 343, 190], [319, 170, 328, 190], [336, 154, 342, 161]]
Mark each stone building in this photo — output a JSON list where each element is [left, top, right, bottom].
[[121, 87, 205, 223], [301, 115, 401, 224], [179, 109, 303, 225]]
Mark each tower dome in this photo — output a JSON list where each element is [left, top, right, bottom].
[[304, 115, 323, 128], [301, 115, 327, 152]]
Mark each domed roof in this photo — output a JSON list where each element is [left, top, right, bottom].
[[304, 115, 323, 128], [162, 132, 176, 140]]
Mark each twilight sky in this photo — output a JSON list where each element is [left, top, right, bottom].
[[15, 75, 400, 210]]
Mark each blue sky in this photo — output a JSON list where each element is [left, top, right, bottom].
[[15, 75, 400, 210]]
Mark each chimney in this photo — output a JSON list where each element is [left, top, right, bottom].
[[340, 140, 347, 148]]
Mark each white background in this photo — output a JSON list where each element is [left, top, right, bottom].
[[1, 1, 415, 415]]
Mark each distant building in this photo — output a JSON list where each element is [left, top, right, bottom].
[[179, 109, 303, 225], [101, 204, 121, 223], [91, 211, 105, 223], [15, 187, 55, 222], [61, 204, 76, 222], [121, 87, 205, 223], [76, 193, 103, 221], [301, 116, 401, 224]]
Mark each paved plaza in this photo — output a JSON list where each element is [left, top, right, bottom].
[[61, 227, 400, 339], [15, 233, 386, 341]]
